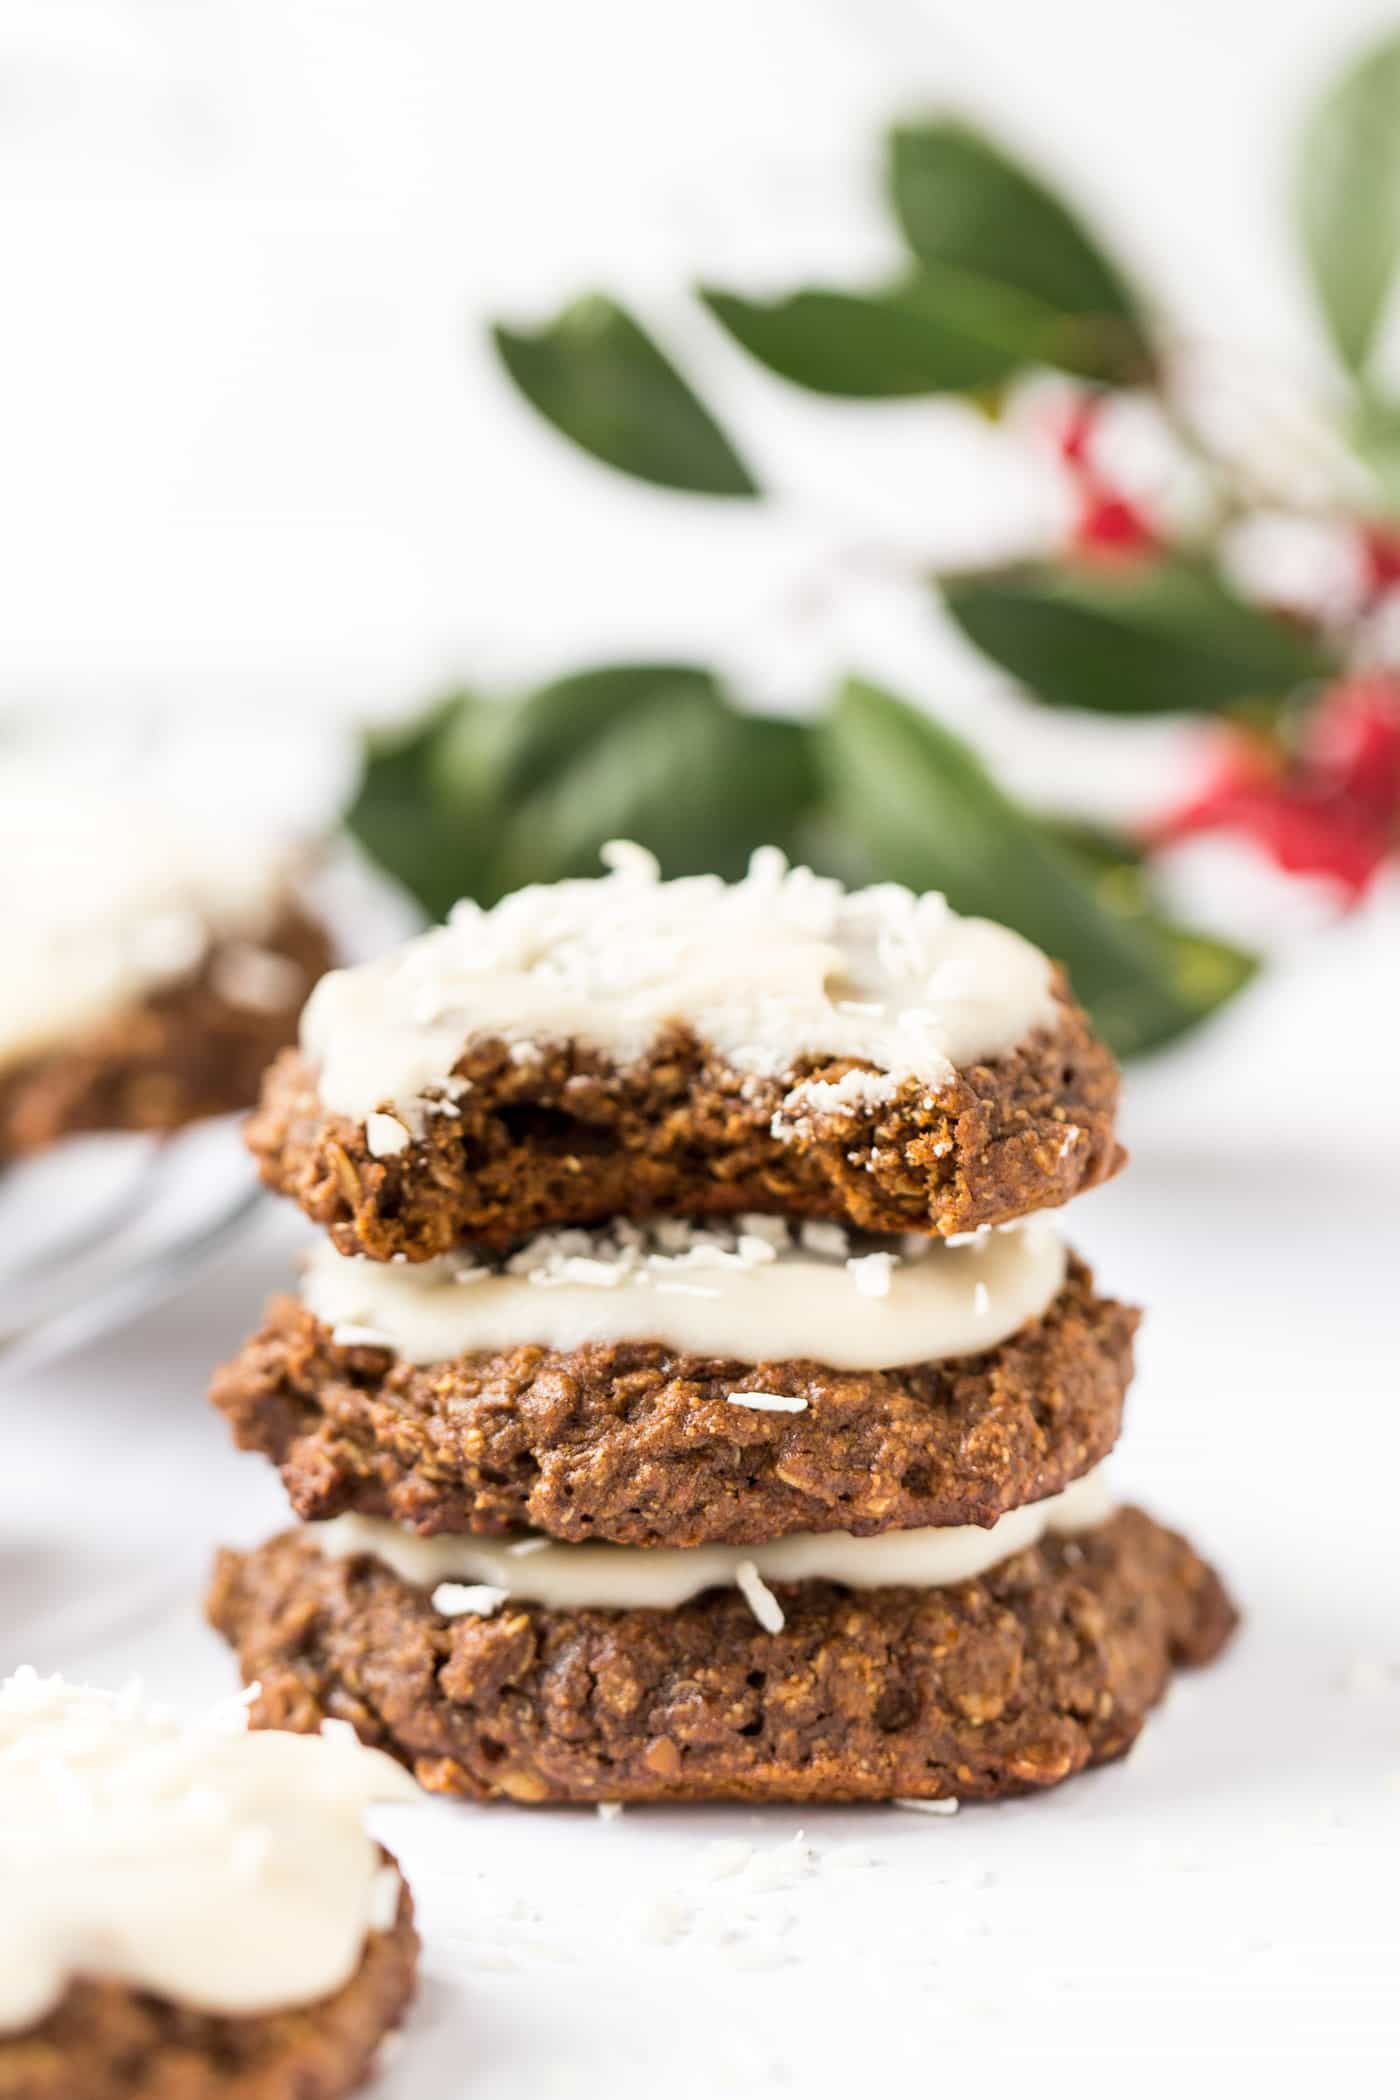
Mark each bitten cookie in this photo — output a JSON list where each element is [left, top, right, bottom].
[[247, 845, 1121, 1260]]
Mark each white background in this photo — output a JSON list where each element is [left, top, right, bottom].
[[4, 0, 1400, 722], [3, 3, 1400, 2092]]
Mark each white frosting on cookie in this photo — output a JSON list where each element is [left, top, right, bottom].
[[0, 1671, 418, 2034], [299, 843, 1056, 1129], [314, 1465, 1114, 1624], [0, 772, 296, 1070], [302, 1214, 1068, 1373]]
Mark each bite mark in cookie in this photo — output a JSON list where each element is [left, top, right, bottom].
[[248, 846, 1121, 1258]]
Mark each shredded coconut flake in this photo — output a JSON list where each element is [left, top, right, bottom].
[[431, 1582, 509, 1618], [599, 839, 662, 881], [893, 1795, 960, 1816], [727, 1390, 807, 1413], [780, 1067, 900, 1120], [365, 1112, 411, 1158], [330, 1322, 396, 1350], [730, 1385, 805, 1419], [734, 1560, 785, 1634], [846, 1251, 895, 1299]]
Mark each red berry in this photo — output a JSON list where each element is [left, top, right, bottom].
[[1159, 779, 1386, 895], [1149, 719, 1393, 899], [1359, 524, 1400, 600], [1073, 489, 1157, 558], [1302, 675, 1400, 817], [1056, 397, 1100, 469]]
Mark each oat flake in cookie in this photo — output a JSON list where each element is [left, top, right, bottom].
[[248, 843, 1123, 1259], [0, 1669, 419, 2100]]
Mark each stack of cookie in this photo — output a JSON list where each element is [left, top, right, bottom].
[[209, 844, 1234, 1805]]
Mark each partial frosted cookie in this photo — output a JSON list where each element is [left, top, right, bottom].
[[207, 1501, 1235, 1807], [0, 1672, 419, 2100], [0, 776, 330, 1160], [248, 847, 1122, 1260]]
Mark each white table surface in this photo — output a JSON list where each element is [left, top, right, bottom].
[[5, 910, 1399, 2092]]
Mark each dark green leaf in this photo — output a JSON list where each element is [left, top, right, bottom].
[[491, 295, 757, 496], [1297, 32, 1400, 377], [1037, 817, 1152, 918], [1151, 923, 1257, 1024], [345, 692, 508, 923], [487, 686, 818, 895], [821, 677, 1255, 1055], [888, 119, 1150, 379], [489, 663, 725, 796], [701, 271, 1058, 397], [352, 665, 821, 915], [941, 557, 1338, 715]]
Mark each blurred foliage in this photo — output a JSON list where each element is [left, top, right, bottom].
[[493, 296, 756, 495], [349, 29, 1400, 1055], [941, 559, 1340, 716], [1297, 36, 1400, 380], [349, 670, 1253, 1060]]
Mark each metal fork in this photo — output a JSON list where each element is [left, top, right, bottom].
[[0, 1118, 263, 1383]]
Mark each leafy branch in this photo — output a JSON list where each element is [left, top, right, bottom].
[[347, 29, 1400, 1056], [348, 667, 1252, 1060]]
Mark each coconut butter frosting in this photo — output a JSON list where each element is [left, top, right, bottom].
[[302, 1213, 1069, 1373], [300, 842, 1057, 1131], [0, 1669, 418, 2034]]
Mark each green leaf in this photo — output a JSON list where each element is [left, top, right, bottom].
[[1297, 32, 1400, 377], [941, 557, 1338, 716], [821, 677, 1255, 1056], [488, 663, 725, 796], [888, 119, 1151, 379], [701, 270, 1060, 397], [346, 693, 508, 923], [488, 684, 819, 894], [1350, 391, 1400, 513], [491, 295, 757, 496], [349, 665, 822, 917]]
